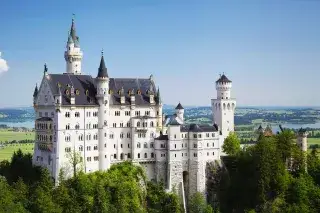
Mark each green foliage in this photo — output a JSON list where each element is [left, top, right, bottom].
[[188, 192, 213, 213], [212, 130, 320, 212], [222, 132, 241, 155]]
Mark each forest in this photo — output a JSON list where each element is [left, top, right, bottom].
[[0, 128, 320, 213]]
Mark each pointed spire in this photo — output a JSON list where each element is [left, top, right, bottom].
[[67, 30, 74, 44], [70, 14, 79, 47], [33, 84, 38, 97], [157, 87, 161, 103], [97, 50, 109, 78], [175, 102, 184, 110]]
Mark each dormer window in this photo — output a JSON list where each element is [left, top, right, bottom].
[[109, 89, 113, 94], [76, 89, 80, 95], [57, 82, 61, 87], [137, 90, 141, 95], [66, 84, 71, 88], [128, 89, 132, 95], [85, 90, 89, 96], [65, 90, 70, 95]]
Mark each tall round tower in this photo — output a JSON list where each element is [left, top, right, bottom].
[[211, 74, 236, 138], [64, 17, 83, 75], [297, 128, 308, 152], [96, 51, 110, 170]]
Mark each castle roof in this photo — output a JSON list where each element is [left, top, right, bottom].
[[33, 84, 38, 97], [45, 74, 159, 106], [181, 124, 219, 132], [216, 74, 232, 83]]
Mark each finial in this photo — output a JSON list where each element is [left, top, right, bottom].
[[72, 13, 75, 22], [223, 72, 225, 75], [101, 49, 104, 56], [44, 63, 48, 73]]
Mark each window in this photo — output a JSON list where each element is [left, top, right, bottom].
[[151, 153, 154, 158], [87, 157, 92, 162], [75, 124, 80, 129], [125, 111, 130, 116], [120, 153, 124, 160], [137, 122, 140, 127], [114, 144, 116, 148], [207, 152, 209, 156], [175, 154, 176, 158], [65, 135, 71, 142], [145, 111, 150, 116], [144, 153, 147, 158], [120, 123, 124, 127], [128, 143, 130, 148], [127, 122, 131, 127], [65, 112, 70, 117], [128, 153, 131, 158], [193, 143, 197, 148], [113, 154, 117, 159], [94, 156, 99, 161], [194, 153, 197, 157], [150, 143, 154, 148], [193, 134, 197, 138], [113, 123, 116, 128], [109, 134, 114, 139], [65, 147, 71, 152], [207, 143, 209, 147], [121, 144, 123, 148], [115, 111, 120, 116], [150, 132, 154, 138], [127, 133, 131, 138], [94, 145, 98, 150], [213, 152, 215, 155], [150, 121, 154, 127], [212, 143, 214, 147], [137, 143, 141, 148], [144, 143, 148, 148], [138, 153, 140, 158], [120, 133, 124, 138], [174, 144, 176, 148], [87, 146, 91, 151], [66, 124, 70, 130], [135, 111, 140, 116], [174, 134, 176, 139], [198, 134, 202, 138], [75, 112, 80, 117]]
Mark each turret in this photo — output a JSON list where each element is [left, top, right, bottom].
[[297, 128, 308, 152], [175, 102, 184, 123], [64, 16, 83, 75], [95, 51, 110, 171], [211, 73, 236, 138], [33, 84, 38, 105]]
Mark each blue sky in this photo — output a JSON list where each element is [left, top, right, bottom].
[[0, 0, 320, 107]]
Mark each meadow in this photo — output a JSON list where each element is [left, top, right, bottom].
[[0, 129, 34, 142], [0, 129, 35, 161]]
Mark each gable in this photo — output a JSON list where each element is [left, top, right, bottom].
[[36, 76, 55, 106]]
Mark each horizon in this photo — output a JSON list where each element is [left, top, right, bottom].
[[1, 1, 320, 107]]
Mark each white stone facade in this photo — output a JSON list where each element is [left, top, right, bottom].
[[32, 19, 235, 202]]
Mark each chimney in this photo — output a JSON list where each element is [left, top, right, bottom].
[[70, 86, 75, 105]]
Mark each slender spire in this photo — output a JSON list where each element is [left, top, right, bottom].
[[33, 84, 38, 97], [67, 30, 74, 44], [175, 102, 184, 110], [157, 87, 161, 103], [97, 50, 109, 78], [70, 14, 79, 47]]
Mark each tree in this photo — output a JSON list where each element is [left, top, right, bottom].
[[66, 149, 83, 178], [188, 192, 213, 213], [222, 132, 241, 156]]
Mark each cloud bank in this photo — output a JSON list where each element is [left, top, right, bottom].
[[0, 52, 9, 74]]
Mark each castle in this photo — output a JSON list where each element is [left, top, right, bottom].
[[31, 18, 313, 207]]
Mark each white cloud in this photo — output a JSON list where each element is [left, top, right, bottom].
[[0, 52, 9, 74]]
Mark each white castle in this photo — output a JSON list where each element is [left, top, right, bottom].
[[32, 18, 236, 200]]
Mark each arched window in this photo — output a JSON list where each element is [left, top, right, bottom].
[[144, 143, 148, 148], [137, 143, 141, 148], [138, 153, 140, 158], [150, 121, 154, 127], [120, 153, 124, 160], [137, 122, 141, 127], [144, 153, 147, 158]]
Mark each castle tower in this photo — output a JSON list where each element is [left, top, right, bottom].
[[297, 128, 308, 152], [64, 17, 83, 75], [96, 51, 110, 170], [211, 74, 236, 138], [175, 102, 184, 123]]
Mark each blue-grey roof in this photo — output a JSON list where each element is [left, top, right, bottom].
[[46, 74, 160, 106], [180, 124, 218, 132], [175, 102, 184, 110], [97, 55, 108, 78], [216, 74, 231, 83]]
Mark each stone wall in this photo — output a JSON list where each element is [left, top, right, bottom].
[[169, 161, 183, 190], [155, 161, 167, 185], [189, 160, 206, 196]]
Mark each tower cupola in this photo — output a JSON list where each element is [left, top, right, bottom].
[[64, 16, 83, 75], [216, 73, 232, 100]]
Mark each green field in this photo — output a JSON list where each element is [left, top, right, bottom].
[[0, 129, 34, 142], [0, 143, 34, 161]]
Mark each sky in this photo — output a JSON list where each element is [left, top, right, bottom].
[[0, 0, 320, 107]]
